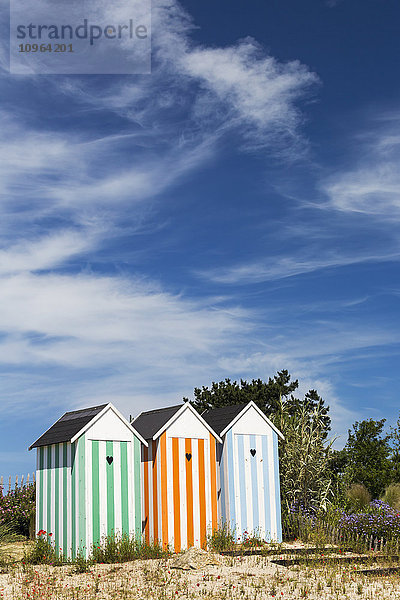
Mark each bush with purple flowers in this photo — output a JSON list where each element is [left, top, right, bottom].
[[334, 499, 400, 540], [0, 484, 35, 537]]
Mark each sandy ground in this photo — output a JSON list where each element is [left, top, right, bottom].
[[1, 544, 400, 599]]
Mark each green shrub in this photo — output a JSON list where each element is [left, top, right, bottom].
[[346, 483, 371, 510], [0, 521, 23, 545], [91, 533, 168, 563], [382, 483, 400, 511], [23, 532, 64, 566], [207, 523, 235, 552], [0, 485, 35, 537]]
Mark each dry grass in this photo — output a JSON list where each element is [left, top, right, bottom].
[[1, 548, 400, 599]]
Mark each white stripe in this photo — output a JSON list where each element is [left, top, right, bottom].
[[204, 439, 212, 536], [43, 448, 48, 535], [148, 442, 154, 542], [178, 437, 187, 549], [113, 442, 122, 535], [35, 450, 39, 535], [233, 435, 241, 539], [256, 436, 265, 538], [86, 440, 93, 555], [50, 446, 55, 544], [128, 440, 135, 536], [75, 442, 80, 552], [157, 440, 162, 543], [57, 444, 63, 555], [166, 437, 174, 549], [66, 443, 72, 557], [192, 439, 200, 548], [268, 433, 277, 540], [243, 436, 253, 534], [99, 441, 107, 541]]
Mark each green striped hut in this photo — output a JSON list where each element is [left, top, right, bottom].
[[29, 403, 147, 559]]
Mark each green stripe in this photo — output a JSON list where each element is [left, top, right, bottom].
[[54, 444, 59, 556], [47, 446, 52, 538], [134, 437, 141, 539], [106, 441, 115, 537], [38, 447, 44, 533], [120, 442, 129, 536], [71, 442, 76, 559], [92, 441, 100, 547], [78, 436, 86, 556], [62, 443, 68, 558]]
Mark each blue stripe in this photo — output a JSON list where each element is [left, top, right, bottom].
[[272, 433, 282, 542], [217, 443, 227, 524], [226, 430, 236, 534], [249, 434, 259, 536], [237, 435, 247, 540], [261, 435, 271, 541]]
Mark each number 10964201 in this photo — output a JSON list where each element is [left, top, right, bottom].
[[18, 43, 74, 52]]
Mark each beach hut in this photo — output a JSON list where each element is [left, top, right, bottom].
[[202, 401, 284, 543], [29, 403, 147, 559], [132, 402, 222, 552]]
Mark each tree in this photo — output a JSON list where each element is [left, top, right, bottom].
[[278, 399, 333, 513], [184, 370, 299, 416], [342, 419, 392, 499], [389, 414, 400, 482]]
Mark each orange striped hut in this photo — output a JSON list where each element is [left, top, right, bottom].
[[132, 403, 221, 552]]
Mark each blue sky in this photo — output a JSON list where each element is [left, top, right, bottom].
[[1, 0, 400, 481]]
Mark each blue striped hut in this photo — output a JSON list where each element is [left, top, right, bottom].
[[202, 401, 284, 543], [29, 403, 147, 559]]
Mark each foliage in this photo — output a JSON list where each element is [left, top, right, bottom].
[[389, 415, 400, 482], [207, 522, 236, 552], [23, 531, 64, 565], [185, 370, 299, 417], [0, 520, 23, 544], [277, 397, 333, 514], [382, 483, 400, 511], [90, 533, 168, 563], [241, 530, 265, 548], [346, 483, 372, 510], [73, 551, 92, 573], [0, 484, 35, 537], [342, 419, 392, 499], [335, 499, 400, 540]]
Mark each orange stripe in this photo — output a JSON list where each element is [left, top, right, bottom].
[[198, 439, 206, 549], [143, 445, 150, 544], [172, 438, 181, 553], [185, 438, 194, 547], [160, 433, 168, 550], [209, 433, 218, 532], [152, 440, 158, 544]]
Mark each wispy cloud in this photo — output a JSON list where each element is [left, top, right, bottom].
[[322, 116, 400, 220], [199, 249, 400, 285]]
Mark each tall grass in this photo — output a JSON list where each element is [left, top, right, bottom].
[[23, 532, 169, 567]]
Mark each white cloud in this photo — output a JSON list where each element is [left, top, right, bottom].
[[180, 38, 318, 151], [0, 231, 94, 274], [322, 119, 400, 220], [199, 248, 400, 285], [0, 271, 250, 368]]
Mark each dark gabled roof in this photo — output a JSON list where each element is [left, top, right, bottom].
[[201, 403, 248, 436], [29, 404, 108, 450], [132, 404, 182, 440]]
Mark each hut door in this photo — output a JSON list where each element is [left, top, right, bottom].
[[90, 440, 133, 547], [234, 434, 271, 540], [170, 437, 210, 551]]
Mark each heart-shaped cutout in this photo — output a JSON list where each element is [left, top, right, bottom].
[[185, 453, 192, 461], [106, 456, 113, 465], [250, 449, 256, 457]]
